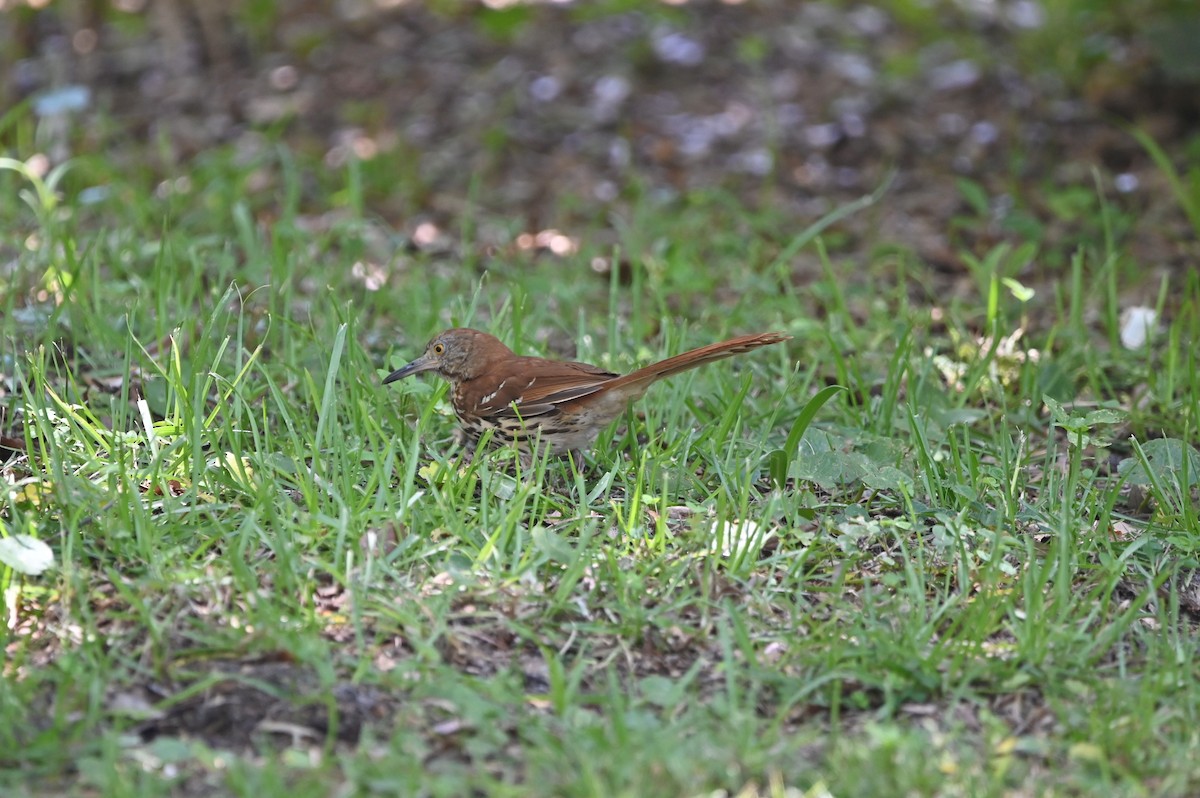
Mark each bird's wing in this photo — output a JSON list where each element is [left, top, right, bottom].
[[470, 358, 617, 419]]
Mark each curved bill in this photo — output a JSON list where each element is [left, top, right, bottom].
[[382, 355, 435, 385]]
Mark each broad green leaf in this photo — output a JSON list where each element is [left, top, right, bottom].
[[1118, 438, 1200, 488]]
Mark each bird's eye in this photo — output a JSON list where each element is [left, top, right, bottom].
[[433, 343, 445, 355]]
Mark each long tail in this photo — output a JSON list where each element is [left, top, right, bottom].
[[603, 331, 791, 399]]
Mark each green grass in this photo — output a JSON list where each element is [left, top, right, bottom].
[[2, 120, 1200, 797]]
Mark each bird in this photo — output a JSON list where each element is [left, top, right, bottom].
[[383, 327, 791, 461]]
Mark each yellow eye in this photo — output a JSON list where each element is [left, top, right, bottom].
[[433, 343, 445, 354]]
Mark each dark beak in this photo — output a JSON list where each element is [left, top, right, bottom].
[[382, 355, 436, 385]]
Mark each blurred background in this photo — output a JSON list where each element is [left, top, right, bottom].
[[3, 0, 1198, 298]]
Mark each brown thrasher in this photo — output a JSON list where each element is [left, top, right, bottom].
[[383, 328, 790, 459]]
